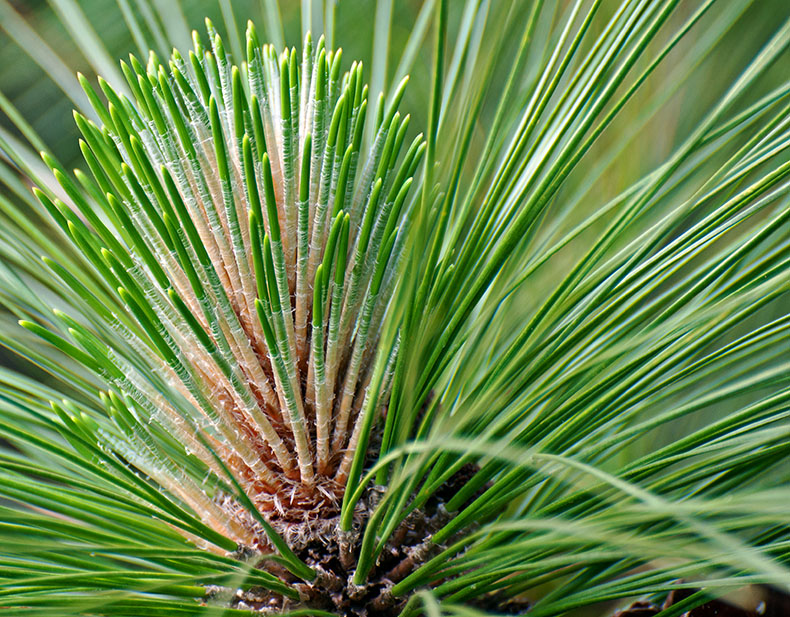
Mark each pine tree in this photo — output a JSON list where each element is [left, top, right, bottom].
[[0, 1, 788, 615]]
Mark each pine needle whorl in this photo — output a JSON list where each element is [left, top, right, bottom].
[[46, 21, 422, 540]]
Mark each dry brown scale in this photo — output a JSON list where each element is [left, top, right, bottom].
[[201, 464, 534, 615]]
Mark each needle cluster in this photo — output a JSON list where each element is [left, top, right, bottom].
[[27, 20, 422, 545]]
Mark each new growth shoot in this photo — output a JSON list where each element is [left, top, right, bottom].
[[29, 20, 422, 548]]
